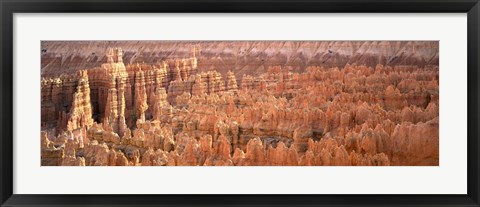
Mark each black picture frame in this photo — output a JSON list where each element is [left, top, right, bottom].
[[1, 0, 479, 206]]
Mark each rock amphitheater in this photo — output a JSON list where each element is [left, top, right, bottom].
[[41, 41, 439, 166]]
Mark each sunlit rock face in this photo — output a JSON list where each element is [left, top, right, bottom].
[[41, 41, 439, 166]]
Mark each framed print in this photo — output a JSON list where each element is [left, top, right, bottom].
[[1, 0, 479, 206]]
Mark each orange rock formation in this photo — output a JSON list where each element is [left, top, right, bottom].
[[41, 41, 439, 166]]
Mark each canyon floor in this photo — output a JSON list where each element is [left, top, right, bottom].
[[41, 41, 439, 166]]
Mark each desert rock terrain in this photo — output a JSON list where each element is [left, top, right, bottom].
[[41, 41, 439, 166]]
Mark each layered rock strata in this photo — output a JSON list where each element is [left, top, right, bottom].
[[41, 42, 439, 166]]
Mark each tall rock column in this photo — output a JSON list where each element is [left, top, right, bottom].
[[134, 67, 148, 123], [180, 58, 189, 81], [116, 48, 123, 63], [66, 70, 94, 131], [102, 48, 128, 137], [191, 45, 198, 69], [116, 75, 127, 136], [174, 60, 182, 81]]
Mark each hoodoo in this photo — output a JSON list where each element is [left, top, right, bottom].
[[41, 41, 439, 166]]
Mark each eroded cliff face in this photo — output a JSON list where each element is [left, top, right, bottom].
[[41, 41, 438, 79], [40, 41, 439, 166]]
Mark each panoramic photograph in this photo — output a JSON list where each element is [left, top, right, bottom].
[[40, 41, 439, 166]]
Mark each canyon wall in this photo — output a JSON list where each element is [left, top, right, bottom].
[[41, 41, 439, 80]]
